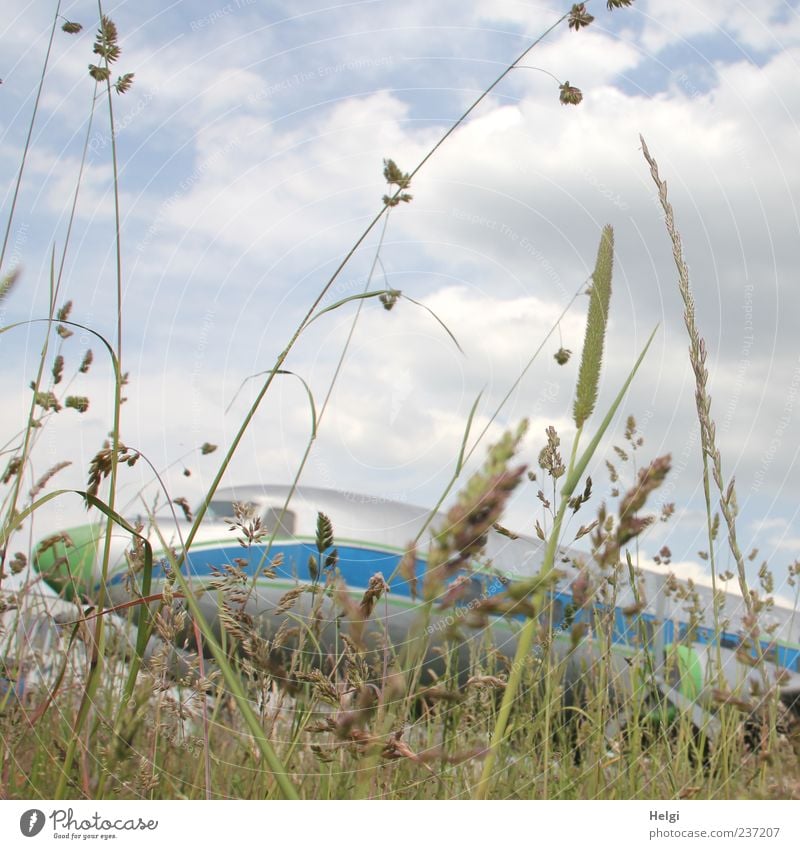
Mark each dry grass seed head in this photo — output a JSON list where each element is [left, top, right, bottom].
[[86, 440, 140, 497], [172, 497, 192, 522], [114, 72, 134, 94], [274, 585, 307, 615], [382, 157, 412, 206], [227, 501, 267, 548], [51, 354, 64, 384], [0, 267, 21, 301], [359, 572, 389, 619], [426, 422, 528, 601], [31, 387, 61, 413], [8, 552, 27, 574], [554, 346, 572, 365], [2, 456, 22, 485], [538, 425, 565, 478], [559, 82, 583, 105], [93, 15, 119, 62], [78, 349, 93, 373], [28, 461, 71, 499], [65, 396, 89, 413], [568, 4, 595, 30]]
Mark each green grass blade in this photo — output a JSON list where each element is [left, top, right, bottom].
[[225, 369, 317, 436], [456, 389, 484, 475], [402, 293, 464, 354], [306, 290, 394, 325]]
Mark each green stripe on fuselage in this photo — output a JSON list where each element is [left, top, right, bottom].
[[33, 523, 103, 599]]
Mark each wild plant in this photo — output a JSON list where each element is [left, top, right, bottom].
[[2, 0, 799, 802], [639, 137, 792, 789]]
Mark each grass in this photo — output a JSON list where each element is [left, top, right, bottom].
[[1, 1, 799, 801]]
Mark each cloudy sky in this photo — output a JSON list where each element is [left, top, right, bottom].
[[2, 0, 800, 605]]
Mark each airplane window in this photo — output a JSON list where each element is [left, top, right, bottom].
[[262, 506, 296, 537], [204, 501, 296, 536], [206, 500, 258, 520]]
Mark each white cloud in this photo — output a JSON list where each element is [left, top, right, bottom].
[[639, 0, 799, 54]]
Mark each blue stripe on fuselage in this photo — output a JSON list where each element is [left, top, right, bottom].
[[106, 540, 800, 672], [107, 541, 426, 597]]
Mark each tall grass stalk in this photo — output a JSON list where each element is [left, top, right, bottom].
[[0, 3, 62, 275], [474, 313, 659, 798], [543, 224, 613, 796], [640, 135, 782, 787], [1, 56, 101, 590], [639, 136, 753, 622], [55, 5, 128, 798]]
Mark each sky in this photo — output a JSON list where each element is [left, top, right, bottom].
[[2, 0, 800, 608]]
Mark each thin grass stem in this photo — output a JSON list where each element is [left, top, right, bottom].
[[0, 2, 62, 275]]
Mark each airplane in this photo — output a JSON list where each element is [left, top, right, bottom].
[[32, 483, 800, 743]]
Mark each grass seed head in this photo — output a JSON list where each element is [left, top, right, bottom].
[[573, 225, 614, 428], [568, 4, 595, 31], [173, 497, 192, 522], [78, 349, 93, 373], [559, 81, 583, 105], [0, 268, 21, 302], [65, 395, 89, 413], [28, 461, 71, 499], [93, 15, 120, 63]]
